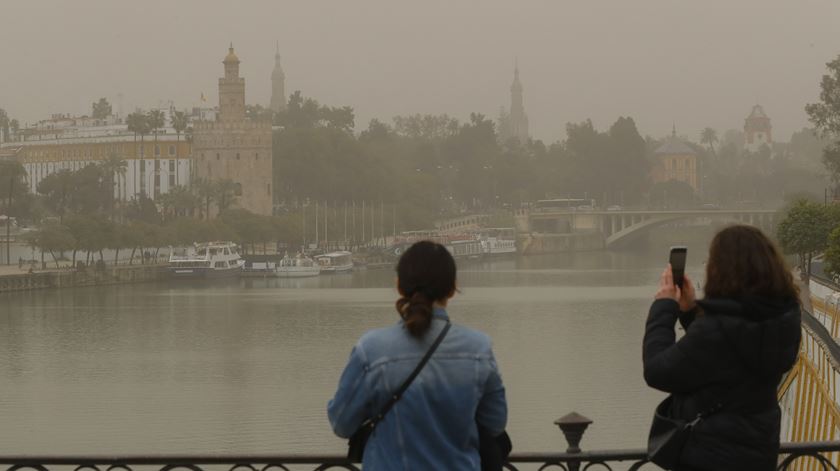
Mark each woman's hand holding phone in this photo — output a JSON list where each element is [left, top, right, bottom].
[[655, 265, 697, 312]]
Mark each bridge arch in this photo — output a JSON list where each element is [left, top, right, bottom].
[[604, 211, 776, 248]]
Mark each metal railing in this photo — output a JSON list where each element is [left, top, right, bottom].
[[1, 414, 838, 471], [1, 442, 839, 471]]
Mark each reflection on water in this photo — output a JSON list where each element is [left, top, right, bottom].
[[0, 228, 712, 454]]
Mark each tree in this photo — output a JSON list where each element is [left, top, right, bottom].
[[806, 55, 840, 183], [147, 109, 166, 155], [9, 119, 19, 142], [0, 108, 9, 143], [0, 160, 28, 263], [194, 178, 216, 220], [32, 223, 76, 268], [170, 110, 188, 185], [700, 127, 718, 156], [100, 152, 127, 218], [214, 179, 238, 212], [92, 98, 112, 120], [777, 199, 838, 279]]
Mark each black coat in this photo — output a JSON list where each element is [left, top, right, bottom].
[[643, 297, 801, 471]]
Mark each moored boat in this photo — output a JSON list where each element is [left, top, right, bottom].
[[316, 251, 354, 273], [169, 242, 244, 278], [277, 254, 321, 278]]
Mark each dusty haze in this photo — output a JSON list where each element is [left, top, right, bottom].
[[2, 0, 839, 141]]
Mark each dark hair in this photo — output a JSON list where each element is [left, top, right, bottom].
[[704, 225, 799, 300], [395, 241, 457, 337]]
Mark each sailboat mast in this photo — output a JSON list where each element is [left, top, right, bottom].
[[315, 201, 319, 247]]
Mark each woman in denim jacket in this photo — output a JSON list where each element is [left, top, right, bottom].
[[328, 241, 508, 470]]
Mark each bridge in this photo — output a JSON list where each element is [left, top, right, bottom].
[[517, 208, 778, 248]]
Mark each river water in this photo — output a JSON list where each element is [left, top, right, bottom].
[[0, 229, 713, 457]]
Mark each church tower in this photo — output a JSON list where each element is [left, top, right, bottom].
[[500, 60, 529, 144], [219, 44, 246, 122], [269, 42, 286, 113], [744, 104, 772, 153]]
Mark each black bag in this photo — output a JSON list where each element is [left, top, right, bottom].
[[647, 396, 722, 469], [478, 425, 512, 471], [347, 321, 451, 462]]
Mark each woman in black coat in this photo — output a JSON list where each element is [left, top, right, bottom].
[[643, 225, 801, 471]]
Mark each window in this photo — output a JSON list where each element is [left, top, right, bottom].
[[216, 153, 220, 160], [169, 145, 175, 156], [215, 261, 227, 268], [154, 145, 160, 156], [140, 145, 145, 157], [267, 183, 271, 196], [255, 153, 259, 160], [234, 182, 243, 196], [236, 153, 240, 160]]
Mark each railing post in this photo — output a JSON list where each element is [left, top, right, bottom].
[[555, 412, 593, 471]]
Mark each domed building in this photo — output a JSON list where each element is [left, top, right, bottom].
[[650, 127, 698, 191]]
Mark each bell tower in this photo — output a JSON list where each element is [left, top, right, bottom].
[[270, 41, 286, 113], [219, 44, 245, 121]]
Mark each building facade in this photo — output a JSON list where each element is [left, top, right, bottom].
[[498, 62, 529, 144], [650, 129, 698, 191], [269, 43, 286, 113], [744, 104, 773, 153], [0, 114, 191, 199], [192, 46, 273, 215]]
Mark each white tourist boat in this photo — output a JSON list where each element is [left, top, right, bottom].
[[446, 239, 484, 260], [277, 254, 321, 278], [477, 228, 518, 256], [316, 251, 354, 273], [169, 242, 244, 278]]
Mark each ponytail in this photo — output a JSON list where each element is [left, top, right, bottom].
[[396, 291, 434, 338], [395, 241, 457, 338]]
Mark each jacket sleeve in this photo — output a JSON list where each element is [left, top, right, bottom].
[[476, 349, 508, 436], [643, 299, 714, 393], [327, 344, 371, 438]]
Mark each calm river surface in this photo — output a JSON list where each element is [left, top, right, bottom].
[[0, 230, 712, 456]]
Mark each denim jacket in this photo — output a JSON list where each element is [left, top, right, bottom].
[[327, 308, 507, 470]]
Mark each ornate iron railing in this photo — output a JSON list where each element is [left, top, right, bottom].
[[1, 441, 838, 471], [3, 413, 838, 471]]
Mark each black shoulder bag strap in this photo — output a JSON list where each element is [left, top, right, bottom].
[[367, 320, 451, 427]]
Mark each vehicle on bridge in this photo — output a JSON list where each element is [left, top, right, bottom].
[[534, 198, 596, 212]]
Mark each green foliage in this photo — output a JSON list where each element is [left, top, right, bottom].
[[0, 160, 30, 219], [92, 98, 112, 120], [806, 55, 840, 183], [29, 222, 76, 267], [37, 165, 111, 219], [649, 180, 696, 208], [777, 199, 840, 277]]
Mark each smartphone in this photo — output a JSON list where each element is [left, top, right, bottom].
[[669, 246, 688, 287]]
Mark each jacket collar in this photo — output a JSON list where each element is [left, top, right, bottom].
[[433, 306, 450, 321]]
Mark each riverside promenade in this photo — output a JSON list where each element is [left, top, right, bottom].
[[0, 263, 167, 294]]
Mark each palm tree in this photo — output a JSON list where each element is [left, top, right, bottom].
[[170, 111, 188, 185], [129, 113, 152, 197], [147, 110, 166, 154], [700, 127, 718, 156], [100, 152, 127, 220]]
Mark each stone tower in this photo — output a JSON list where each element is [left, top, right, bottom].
[[270, 42, 286, 113], [744, 104, 772, 153], [499, 60, 529, 144], [193, 45, 274, 216]]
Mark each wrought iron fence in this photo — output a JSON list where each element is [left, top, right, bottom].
[[1, 442, 838, 471], [3, 413, 838, 471]]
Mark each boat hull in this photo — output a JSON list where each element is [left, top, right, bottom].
[[276, 267, 321, 278], [319, 264, 354, 274], [169, 267, 242, 279]]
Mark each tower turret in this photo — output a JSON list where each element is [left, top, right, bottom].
[[270, 41, 286, 113], [219, 44, 245, 121]]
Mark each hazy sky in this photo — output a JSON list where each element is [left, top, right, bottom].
[[2, 0, 839, 143]]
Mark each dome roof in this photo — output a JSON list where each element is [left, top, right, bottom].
[[655, 136, 696, 155], [224, 46, 239, 64]]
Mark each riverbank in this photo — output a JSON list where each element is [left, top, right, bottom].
[[0, 264, 167, 294]]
